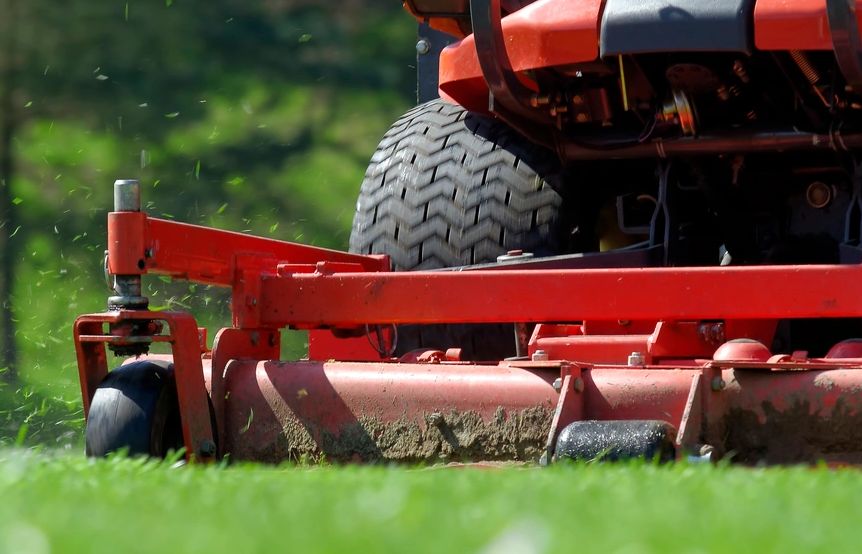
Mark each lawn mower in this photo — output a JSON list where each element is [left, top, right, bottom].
[[76, 0, 862, 465]]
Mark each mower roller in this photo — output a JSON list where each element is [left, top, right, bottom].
[[76, 0, 862, 465]]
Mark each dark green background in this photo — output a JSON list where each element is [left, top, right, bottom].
[[0, 0, 416, 446]]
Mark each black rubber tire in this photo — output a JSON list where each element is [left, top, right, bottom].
[[349, 99, 568, 359], [85, 360, 184, 458]]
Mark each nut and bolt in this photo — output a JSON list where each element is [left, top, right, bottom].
[[198, 439, 217, 458], [416, 39, 430, 55], [552, 377, 563, 392], [627, 351, 646, 366], [532, 349, 549, 362], [552, 376, 584, 393], [573, 377, 584, 393], [496, 250, 534, 263], [711, 376, 726, 391], [530, 94, 551, 107]]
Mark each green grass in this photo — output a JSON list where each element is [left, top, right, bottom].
[[0, 453, 859, 553]]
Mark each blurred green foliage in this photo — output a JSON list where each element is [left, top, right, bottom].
[[0, 0, 416, 446]]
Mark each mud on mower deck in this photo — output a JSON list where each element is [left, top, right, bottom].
[[72, 180, 862, 466]]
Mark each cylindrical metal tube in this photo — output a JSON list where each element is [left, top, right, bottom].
[[222, 360, 559, 463], [108, 179, 146, 310], [207, 360, 862, 465], [113, 179, 141, 212], [560, 131, 862, 160]]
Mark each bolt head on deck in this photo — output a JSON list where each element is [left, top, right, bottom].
[[627, 351, 646, 366], [532, 349, 549, 362], [496, 250, 535, 263]]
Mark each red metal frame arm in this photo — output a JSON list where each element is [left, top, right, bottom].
[[258, 264, 862, 327], [107, 212, 388, 287]]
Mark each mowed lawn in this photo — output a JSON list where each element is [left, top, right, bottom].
[[0, 452, 858, 554]]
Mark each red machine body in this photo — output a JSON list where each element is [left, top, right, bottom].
[[74, 0, 862, 465], [73, 209, 862, 464], [438, 0, 862, 112]]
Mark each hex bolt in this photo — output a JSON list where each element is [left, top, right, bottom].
[[198, 439, 216, 458], [628, 351, 645, 366], [552, 377, 562, 392], [711, 376, 726, 391], [532, 349, 549, 362], [416, 39, 430, 55], [573, 377, 584, 393], [496, 250, 534, 263]]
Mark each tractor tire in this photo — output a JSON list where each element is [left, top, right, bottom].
[[85, 360, 184, 458], [349, 98, 569, 360]]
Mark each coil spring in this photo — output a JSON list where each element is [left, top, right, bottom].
[[790, 50, 820, 84]]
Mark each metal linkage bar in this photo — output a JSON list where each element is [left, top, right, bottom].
[[258, 264, 862, 328], [105, 209, 862, 331], [107, 212, 388, 287]]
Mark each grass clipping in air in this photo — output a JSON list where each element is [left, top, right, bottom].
[[0, 451, 857, 553]]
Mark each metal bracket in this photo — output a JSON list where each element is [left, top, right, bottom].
[[74, 310, 216, 462], [649, 162, 673, 264], [676, 373, 703, 449], [541, 365, 584, 464], [468, 0, 556, 149], [840, 162, 862, 262], [211, 327, 280, 456]]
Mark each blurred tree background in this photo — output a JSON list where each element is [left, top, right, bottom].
[[0, 0, 416, 446]]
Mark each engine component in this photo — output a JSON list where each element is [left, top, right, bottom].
[[790, 50, 830, 106], [806, 181, 833, 209], [659, 90, 697, 136], [666, 63, 721, 94]]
